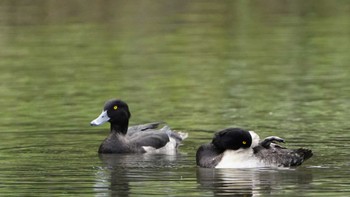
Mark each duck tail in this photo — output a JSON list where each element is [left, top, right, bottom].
[[161, 126, 188, 141], [177, 132, 188, 141], [298, 148, 313, 161], [288, 148, 313, 167]]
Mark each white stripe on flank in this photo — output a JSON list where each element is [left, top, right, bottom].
[[215, 149, 266, 168], [142, 137, 178, 154]]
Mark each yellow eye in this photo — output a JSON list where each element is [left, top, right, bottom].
[[113, 106, 118, 110], [242, 141, 246, 145]]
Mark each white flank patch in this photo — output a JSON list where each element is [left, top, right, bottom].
[[142, 137, 177, 154], [215, 149, 266, 168]]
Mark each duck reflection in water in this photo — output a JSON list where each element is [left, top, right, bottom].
[[196, 167, 313, 196], [93, 153, 183, 196]]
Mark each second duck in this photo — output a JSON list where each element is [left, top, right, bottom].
[[196, 128, 312, 168], [91, 99, 187, 154]]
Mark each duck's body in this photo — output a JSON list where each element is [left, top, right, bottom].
[[91, 99, 187, 154], [98, 122, 185, 154], [196, 128, 312, 168]]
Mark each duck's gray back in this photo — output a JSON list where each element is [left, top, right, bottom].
[[127, 122, 164, 136]]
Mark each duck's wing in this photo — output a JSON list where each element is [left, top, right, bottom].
[[128, 129, 170, 150], [127, 122, 165, 136], [253, 137, 313, 167], [259, 136, 285, 148]]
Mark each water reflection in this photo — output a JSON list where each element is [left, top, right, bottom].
[[98, 153, 180, 168], [197, 167, 313, 196], [94, 153, 184, 196]]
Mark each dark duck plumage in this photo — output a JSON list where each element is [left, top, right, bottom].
[[196, 128, 313, 168], [90, 99, 187, 154]]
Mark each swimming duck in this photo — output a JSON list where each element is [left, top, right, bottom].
[[196, 128, 313, 168], [90, 99, 188, 154]]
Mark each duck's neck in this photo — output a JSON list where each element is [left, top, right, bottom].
[[110, 122, 128, 135]]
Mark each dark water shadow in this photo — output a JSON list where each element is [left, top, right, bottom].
[[196, 167, 313, 196]]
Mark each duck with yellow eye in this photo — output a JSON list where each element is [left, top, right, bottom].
[[90, 99, 188, 154], [196, 128, 313, 168]]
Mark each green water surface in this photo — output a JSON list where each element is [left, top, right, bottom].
[[1, 0, 350, 196]]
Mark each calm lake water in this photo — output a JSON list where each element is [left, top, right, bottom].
[[1, 0, 350, 196]]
